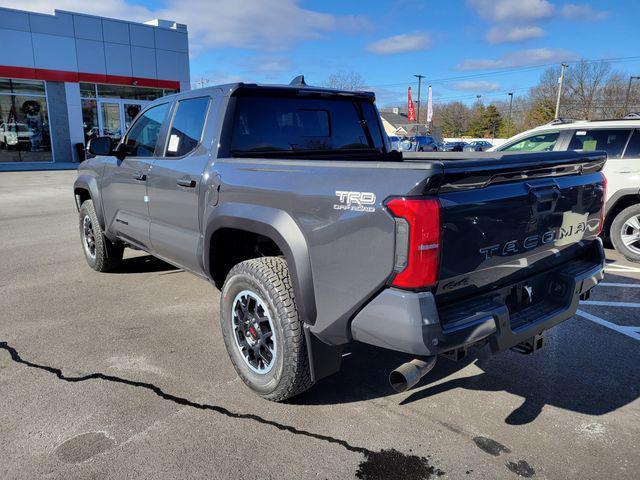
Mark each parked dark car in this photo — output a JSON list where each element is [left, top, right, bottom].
[[442, 141, 468, 152], [411, 135, 438, 152], [464, 140, 493, 151]]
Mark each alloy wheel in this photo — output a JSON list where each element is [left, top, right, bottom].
[[231, 290, 277, 374], [620, 214, 640, 255]]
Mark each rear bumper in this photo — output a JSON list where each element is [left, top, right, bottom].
[[351, 239, 606, 356]]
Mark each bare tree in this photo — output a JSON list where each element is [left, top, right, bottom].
[[322, 71, 365, 91], [433, 101, 472, 137]]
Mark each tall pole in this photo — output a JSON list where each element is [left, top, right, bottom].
[[508, 92, 514, 136], [414, 74, 425, 127], [624, 76, 640, 114], [508, 92, 513, 120], [555, 63, 568, 119]]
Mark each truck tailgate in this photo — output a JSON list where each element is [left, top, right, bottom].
[[408, 151, 607, 306]]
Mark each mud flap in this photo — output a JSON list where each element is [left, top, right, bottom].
[[303, 325, 343, 383]]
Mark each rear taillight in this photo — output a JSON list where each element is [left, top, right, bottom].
[[598, 172, 607, 235], [386, 197, 440, 289]]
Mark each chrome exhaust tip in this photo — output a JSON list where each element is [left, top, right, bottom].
[[389, 356, 437, 393]]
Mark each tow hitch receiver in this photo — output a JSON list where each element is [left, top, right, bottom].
[[510, 333, 544, 355]]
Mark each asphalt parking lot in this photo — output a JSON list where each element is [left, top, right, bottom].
[[1, 170, 639, 479]]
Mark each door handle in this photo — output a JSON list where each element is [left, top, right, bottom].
[[133, 171, 147, 181], [176, 178, 196, 188]]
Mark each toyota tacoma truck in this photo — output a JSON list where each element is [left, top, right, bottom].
[[74, 77, 606, 401]]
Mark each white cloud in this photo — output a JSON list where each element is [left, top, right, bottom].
[[246, 56, 293, 74], [467, 0, 555, 23], [486, 25, 546, 44], [3, 0, 369, 53], [560, 3, 610, 21], [449, 81, 501, 92], [457, 48, 578, 70], [366, 33, 431, 55]]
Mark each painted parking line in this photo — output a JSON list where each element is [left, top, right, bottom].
[[580, 300, 640, 308], [599, 282, 640, 288], [576, 309, 640, 341], [605, 264, 640, 273]]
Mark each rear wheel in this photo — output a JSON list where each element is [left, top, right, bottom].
[[611, 204, 640, 262], [79, 199, 124, 271], [220, 256, 313, 401]]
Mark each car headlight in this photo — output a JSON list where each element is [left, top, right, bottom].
[[6, 132, 18, 145]]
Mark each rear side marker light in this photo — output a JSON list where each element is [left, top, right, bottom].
[[386, 197, 440, 289]]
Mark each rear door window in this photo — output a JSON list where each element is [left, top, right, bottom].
[[502, 131, 560, 152], [623, 130, 640, 158], [568, 129, 631, 159], [165, 97, 210, 157]]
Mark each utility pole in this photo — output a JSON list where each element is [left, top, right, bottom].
[[554, 63, 568, 119], [508, 92, 514, 121], [624, 76, 640, 114], [508, 92, 514, 136], [414, 74, 425, 127]]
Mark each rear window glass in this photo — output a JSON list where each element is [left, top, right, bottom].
[[228, 95, 384, 155], [623, 130, 640, 158], [568, 129, 631, 159]]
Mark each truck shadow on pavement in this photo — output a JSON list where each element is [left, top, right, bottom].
[[295, 326, 640, 426], [108, 255, 180, 274]]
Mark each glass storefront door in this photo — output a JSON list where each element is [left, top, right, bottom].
[[96, 100, 146, 144], [99, 102, 122, 142]]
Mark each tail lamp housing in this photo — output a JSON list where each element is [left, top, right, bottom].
[[386, 197, 440, 289]]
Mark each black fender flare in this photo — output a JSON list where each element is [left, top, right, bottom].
[[73, 175, 105, 230], [605, 187, 640, 216], [203, 202, 317, 325]]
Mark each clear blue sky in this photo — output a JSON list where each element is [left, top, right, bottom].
[[11, 0, 640, 106]]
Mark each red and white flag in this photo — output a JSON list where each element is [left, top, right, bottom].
[[407, 87, 416, 122]]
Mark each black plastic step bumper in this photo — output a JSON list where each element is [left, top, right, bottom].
[[351, 239, 605, 356]]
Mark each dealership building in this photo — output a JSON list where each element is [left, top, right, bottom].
[[0, 7, 190, 170]]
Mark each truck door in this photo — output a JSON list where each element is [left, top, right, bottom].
[[100, 102, 171, 250], [147, 96, 212, 273]]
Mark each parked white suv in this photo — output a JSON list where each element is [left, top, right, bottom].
[[492, 118, 640, 261]]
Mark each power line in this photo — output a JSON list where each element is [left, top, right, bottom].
[[365, 55, 640, 89]]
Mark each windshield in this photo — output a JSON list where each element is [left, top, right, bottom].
[[227, 93, 385, 156]]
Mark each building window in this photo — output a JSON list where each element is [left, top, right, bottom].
[[0, 79, 52, 163]]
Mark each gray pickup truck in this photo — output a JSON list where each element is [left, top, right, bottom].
[[74, 77, 606, 401]]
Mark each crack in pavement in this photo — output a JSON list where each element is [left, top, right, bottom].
[[0, 341, 443, 480]]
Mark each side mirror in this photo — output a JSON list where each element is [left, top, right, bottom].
[[87, 137, 112, 156]]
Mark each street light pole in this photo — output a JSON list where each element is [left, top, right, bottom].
[[555, 63, 568, 119], [624, 76, 640, 114], [414, 74, 425, 127]]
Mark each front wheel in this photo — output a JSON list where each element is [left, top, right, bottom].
[[220, 257, 313, 401], [611, 204, 640, 262], [79, 199, 124, 271]]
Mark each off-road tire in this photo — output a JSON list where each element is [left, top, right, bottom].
[[611, 204, 640, 262], [220, 256, 313, 401], [79, 199, 124, 272]]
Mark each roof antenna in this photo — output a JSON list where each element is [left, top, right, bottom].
[[289, 75, 307, 86]]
